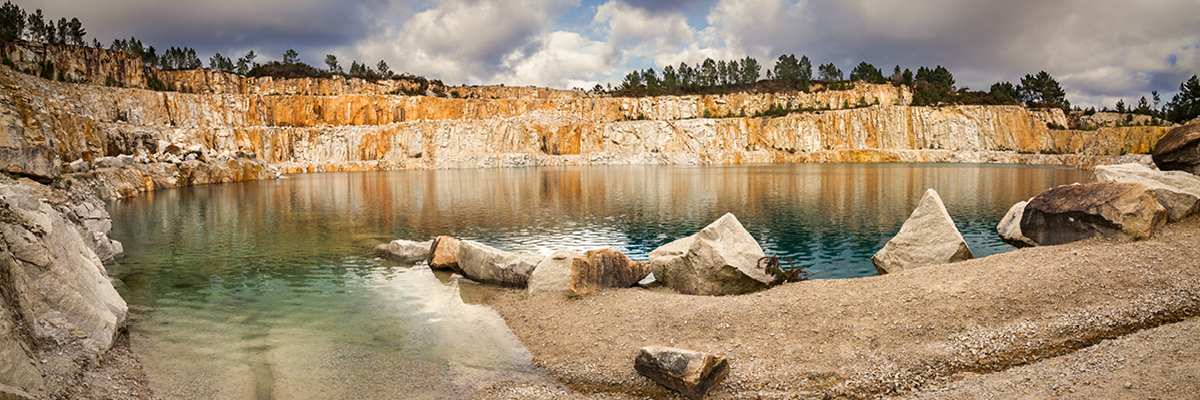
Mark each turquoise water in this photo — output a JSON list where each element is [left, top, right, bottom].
[[107, 163, 1086, 398]]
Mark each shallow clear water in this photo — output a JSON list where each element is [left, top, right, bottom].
[[108, 163, 1087, 398]]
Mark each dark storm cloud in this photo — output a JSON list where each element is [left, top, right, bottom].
[[707, 0, 1200, 106], [16, 0, 408, 62]]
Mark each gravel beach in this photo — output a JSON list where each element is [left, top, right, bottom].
[[484, 216, 1200, 399]]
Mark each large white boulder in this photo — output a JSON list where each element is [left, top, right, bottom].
[[997, 200, 1036, 248], [872, 189, 974, 274], [649, 213, 772, 296], [457, 241, 544, 287], [1093, 163, 1200, 222]]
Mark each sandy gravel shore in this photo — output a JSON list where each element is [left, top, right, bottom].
[[484, 216, 1200, 399]]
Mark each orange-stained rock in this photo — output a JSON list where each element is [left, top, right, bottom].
[[427, 236, 461, 271], [568, 249, 651, 296]]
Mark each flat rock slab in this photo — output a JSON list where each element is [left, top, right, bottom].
[[1152, 120, 1200, 175], [634, 346, 729, 400], [568, 248, 650, 296], [1021, 182, 1167, 245], [458, 240, 544, 287], [872, 188, 973, 274], [649, 213, 772, 296], [1093, 162, 1200, 222]]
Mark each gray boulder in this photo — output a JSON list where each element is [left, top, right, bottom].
[[527, 249, 583, 295], [997, 200, 1036, 248], [872, 189, 973, 274], [1152, 120, 1200, 175], [0, 146, 60, 183], [383, 239, 433, 264], [1093, 163, 1200, 222], [649, 213, 772, 296], [634, 346, 729, 400], [457, 241, 544, 287], [1021, 182, 1167, 245], [0, 181, 127, 393]]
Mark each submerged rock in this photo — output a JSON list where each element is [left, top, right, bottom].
[[1021, 182, 1167, 245], [649, 213, 772, 296], [427, 236, 461, 271], [568, 248, 650, 296], [1093, 163, 1200, 222], [1152, 120, 1200, 175], [872, 189, 974, 274], [457, 241, 544, 287], [384, 239, 434, 264], [634, 346, 729, 400], [527, 249, 584, 295], [997, 200, 1037, 248]]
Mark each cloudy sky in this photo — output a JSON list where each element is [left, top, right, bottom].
[[16, 0, 1200, 108]]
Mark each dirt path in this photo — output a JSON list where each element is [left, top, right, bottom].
[[484, 217, 1200, 399]]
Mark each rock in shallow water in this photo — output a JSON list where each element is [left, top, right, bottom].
[[457, 241, 544, 287], [427, 236, 461, 271], [384, 239, 433, 264], [649, 213, 772, 296], [634, 346, 729, 400], [1021, 182, 1167, 245], [872, 189, 974, 274], [1093, 163, 1200, 222]]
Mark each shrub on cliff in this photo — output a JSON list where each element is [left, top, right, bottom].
[[247, 61, 330, 79]]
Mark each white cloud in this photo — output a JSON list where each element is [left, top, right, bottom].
[[495, 31, 614, 88]]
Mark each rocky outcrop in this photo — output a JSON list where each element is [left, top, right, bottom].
[[382, 239, 433, 264], [457, 241, 544, 287], [649, 213, 773, 296], [634, 346, 729, 400], [427, 236, 461, 271], [0, 177, 127, 395], [997, 200, 1037, 248], [66, 156, 278, 201], [0, 146, 60, 183], [871, 189, 974, 274], [527, 249, 584, 295], [1152, 121, 1200, 174], [1021, 182, 1167, 245], [1093, 163, 1200, 221], [568, 249, 651, 296]]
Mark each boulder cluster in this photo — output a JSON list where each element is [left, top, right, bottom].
[[999, 121, 1200, 247], [380, 213, 778, 298]]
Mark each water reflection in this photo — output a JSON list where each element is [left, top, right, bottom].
[[107, 163, 1085, 398]]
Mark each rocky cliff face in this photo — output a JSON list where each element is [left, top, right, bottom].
[[0, 42, 1167, 199], [0, 176, 127, 398]]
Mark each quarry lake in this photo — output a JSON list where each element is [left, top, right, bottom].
[[107, 163, 1086, 399]]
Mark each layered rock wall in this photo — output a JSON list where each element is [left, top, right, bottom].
[[0, 42, 1169, 199]]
